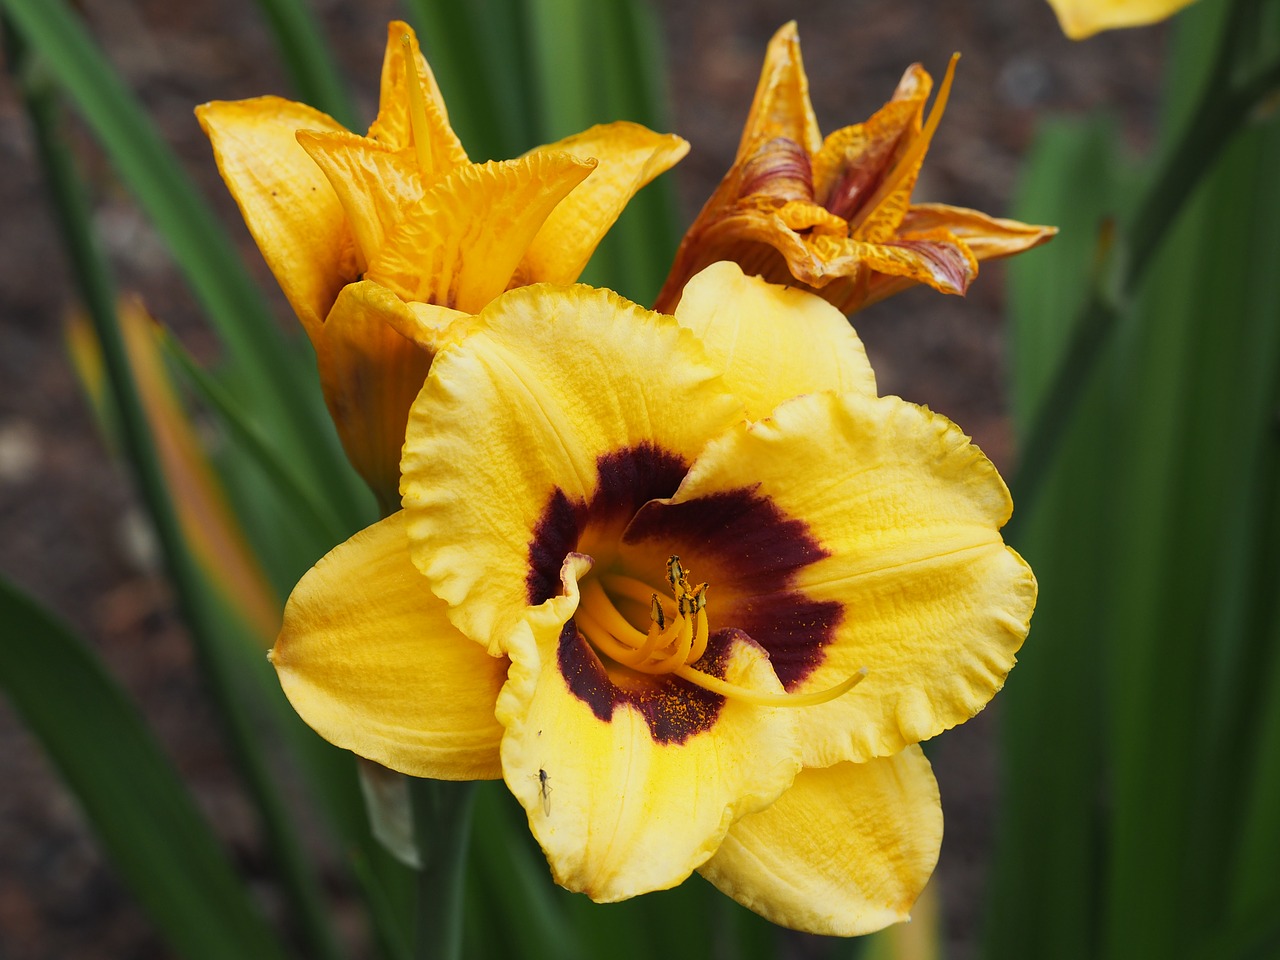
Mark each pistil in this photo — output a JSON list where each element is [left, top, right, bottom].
[[845, 53, 959, 237], [401, 35, 434, 176]]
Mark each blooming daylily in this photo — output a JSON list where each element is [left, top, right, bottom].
[[197, 21, 688, 508], [1047, 0, 1198, 38], [271, 262, 1036, 934], [654, 23, 1056, 315]]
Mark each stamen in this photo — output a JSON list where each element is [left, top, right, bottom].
[[675, 665, 869, 707], [400, 35, 434, 176], [602, 574, 676, 619], [846, 53, 959, 235], [580, 579, 648, 647], [647, 608, 694, 675], [575, 606, 648, 667]]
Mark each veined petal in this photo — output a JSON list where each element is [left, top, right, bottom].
[[1047, 0, 1198, 38], [812, 92, 922, 224], [647, 391, 1035, 767], [316, 282, 438, 511], [195, 97, 352, 338], [900, 203, 1058, 261], [516, 122, 690, 286], [401, 283, 743, 656], [365, 154, 596, 313], [296, 129, 424, 272], [810, 230, 978, 297], [272, 512, 506, 780], [498, 592, 800, 901], [367, 21, 468, 173], [737, 22, 822, 162], [673, 262, 876, 420], [699, 746, 941, 936]]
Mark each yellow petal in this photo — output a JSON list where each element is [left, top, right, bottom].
[[673, 262, 876, 420], [736, 22, 823, 161], [400, 283, 743, 656], [809, 230, 978, 298], [367, 21, 468, 173], [272, 512, 506, 780], [900, 203, 1058, 261], [296, 129, 424, 272], [699, 746, 942, 936], [365, 153, 596, 312], [516, 122, 690, 285], [497, 567, 800, 901], [195, 97, 352, 339], [315, 281, 438, 512], [1047, 0, 1197, 38], [652, 391, 1035, 767]]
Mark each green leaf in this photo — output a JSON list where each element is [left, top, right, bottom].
[[0, 578, 288, 960], [251, 0, 357, 128], [0, 0, 368, 530]]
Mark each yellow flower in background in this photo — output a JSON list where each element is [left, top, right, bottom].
[[270, 263, 1036, 934], [197, 22, 688, 509], [1048, 0, 1198, 38], [655, 23, 1055, 315]]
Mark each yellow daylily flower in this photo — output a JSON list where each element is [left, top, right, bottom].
[[271, 262, 1036, 935], [654, 23, 1056, 315], [197, 21, 688, 509], [1047, 0, 1198, 38]]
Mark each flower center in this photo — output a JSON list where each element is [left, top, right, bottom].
[[575, 556, 866, 707]]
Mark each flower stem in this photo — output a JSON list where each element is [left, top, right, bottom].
[[410, 779, 478, 960], [1010, 0, 1280, 524]]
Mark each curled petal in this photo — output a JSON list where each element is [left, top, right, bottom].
[[296, 130, 424, 272], [366, 153, 595, 312], [700, 746, 942, 936], [737, 22, 823, 161], [673, 262, 876, 420], [368, 21, 468, 172], [316, 282, 439, 511], [517, 122, 690, 286], [272, 512, 507, 780], [899, 203, 1058, 261], [195, 97, 352, 338]]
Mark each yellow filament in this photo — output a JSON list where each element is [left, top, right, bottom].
[[687, 604, 709, 665], [676, 665, 869, 707], [580, 579, 649, 647], [575, 606, 649, 667], [601, 574, 676, 619], [648, 614, 694, 675], [401, 35, 434, 176], [847, 52, 958, 236]]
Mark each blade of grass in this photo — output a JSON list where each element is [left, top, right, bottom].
[[9, 28, 346, 959], [0, 579, 288, 960], [0, 0, 368, 532], [251, 0, 357, 127]]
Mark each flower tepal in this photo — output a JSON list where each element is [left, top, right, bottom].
[[274, 261, 1036, 935]]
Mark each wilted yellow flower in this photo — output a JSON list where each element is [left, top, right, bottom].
[[655, 23, 1055, 315], [271, 263, 1036, 934], [1047, 0, 1198, 38], [197, 22, 687, 509]]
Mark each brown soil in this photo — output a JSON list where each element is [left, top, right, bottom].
[[0, 1, 1164, 957]]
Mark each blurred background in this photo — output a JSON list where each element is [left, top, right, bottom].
[[0, 0, 1217, 956]]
